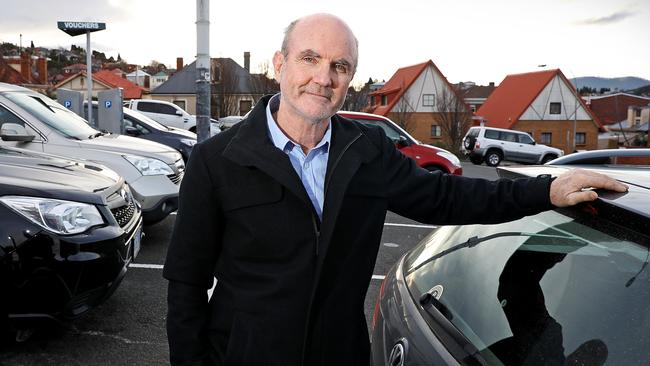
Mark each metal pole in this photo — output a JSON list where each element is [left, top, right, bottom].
[[86, 30, 93, 127], [196, 0, 211, 142]]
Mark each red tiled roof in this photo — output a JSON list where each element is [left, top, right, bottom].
[[477, 69, 603, 130], [587, 93, 650, 125], [93, 69, 147, 99], [0, 56, 29, 84], [367, 60, 455, 116], [53, 70, 147, 99]]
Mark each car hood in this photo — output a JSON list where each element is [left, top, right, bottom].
[[167, 127, 198, 139], [0, 148, 121, 204], [79, 133, 181, 163]]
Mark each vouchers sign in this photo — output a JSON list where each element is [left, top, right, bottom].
[[57, 21, 106, 36]]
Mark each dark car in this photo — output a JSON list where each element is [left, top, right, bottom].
[[371, 149, 649, 366], [0, 146, 142, 336], [86, 103, 197, 162], [338, 111, 462, 175]]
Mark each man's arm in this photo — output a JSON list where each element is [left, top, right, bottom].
[[163, 142, 223, 365]]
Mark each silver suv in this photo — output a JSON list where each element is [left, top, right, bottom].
[[462, 126, 563, 166]]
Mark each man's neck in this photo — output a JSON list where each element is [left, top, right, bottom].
[[274, 107, 330, 154]]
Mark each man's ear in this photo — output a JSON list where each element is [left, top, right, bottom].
[[272, 51, 284, 82]]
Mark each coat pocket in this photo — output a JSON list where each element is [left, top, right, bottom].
[[221, 182, 283, 212]]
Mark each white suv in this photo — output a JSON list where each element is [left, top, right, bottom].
[[462, 126, 563, 166]]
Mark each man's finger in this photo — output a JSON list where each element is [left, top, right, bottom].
[[567, 190, 599, 206]]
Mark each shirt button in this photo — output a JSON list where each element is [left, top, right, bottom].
[[304, 162, 310, 169]]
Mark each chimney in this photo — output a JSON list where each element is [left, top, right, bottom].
[[176, 57, 184, 71], [244, 52, 250, 72], [20, 52, 30, 82], [144, 75, 150, 89], [37, 57, 47, 84], [489, 82, 495, 87]]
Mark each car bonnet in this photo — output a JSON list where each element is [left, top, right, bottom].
[[79, 133, 182, 163]]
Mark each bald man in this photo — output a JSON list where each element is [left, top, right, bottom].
[[163, 13, 627, 366]]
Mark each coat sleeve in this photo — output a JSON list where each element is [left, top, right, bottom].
[[378, 132, 555, 225], [163, 141, 223, 364]]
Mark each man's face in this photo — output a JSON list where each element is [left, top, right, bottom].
[[273, 17, 356, 124]]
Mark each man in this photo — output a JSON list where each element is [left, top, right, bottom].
[[163, 13, 627, 366]]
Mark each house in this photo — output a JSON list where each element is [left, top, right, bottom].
[[150, 54, 278, 117], [126, 69, 151, 88], [457, 81, 496, 113], [53, 69, 147, 100], [150, 71, 170, 90], [365, 60, 470, 148], [477, 69, 603, 153], [0, 53, 48, 86], [584, 93, 650, 126]]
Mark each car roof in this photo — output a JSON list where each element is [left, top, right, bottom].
[[0, 82, 32, 93], [473, 125, 528, 134]]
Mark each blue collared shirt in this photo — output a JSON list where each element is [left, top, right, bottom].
[[266, 94, 330, 221]]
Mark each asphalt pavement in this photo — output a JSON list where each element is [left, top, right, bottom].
[[0, 162, 500, 365]]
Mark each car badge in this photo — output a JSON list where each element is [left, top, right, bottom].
[[430, 284, 444, 300], [388, 341, 406, 366]]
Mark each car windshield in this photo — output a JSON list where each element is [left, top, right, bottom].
[[5, 92, 98, 140], [405, 210, 649, 365]]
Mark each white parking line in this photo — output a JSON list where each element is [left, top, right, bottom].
[[130, 263, 386, 280], [384, 223, 437, 229]]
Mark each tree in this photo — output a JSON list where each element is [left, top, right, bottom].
[[392, 88, 416, 133], [343, 79, 372, 112], [250, 60, 279, 99], [211, 60, 242, 117], [434, 88, 472, 154]]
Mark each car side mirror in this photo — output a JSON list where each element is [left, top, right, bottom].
[[0, 123, 35, 142], [396, 135, 410, 147], [124, 126, 141, 136], [175, 110, 183, 116]]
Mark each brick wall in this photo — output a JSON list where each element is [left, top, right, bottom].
[[515, 120, 599, 153], [386, 112, 453, 147]]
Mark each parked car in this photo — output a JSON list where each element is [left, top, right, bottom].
[[338, 111, 463, 175], [462, 126, 563, 166], [124, 99, 221, 136], [0, 83, 183, 224], [371, 149, 649, 366], [0, 146, 142, 335], [85, 103, 197, 162]]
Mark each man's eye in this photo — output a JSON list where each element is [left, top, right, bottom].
[[335, 64, 348, 73], [302, 56, 317, 64]]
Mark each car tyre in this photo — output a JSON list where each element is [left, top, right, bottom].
[[469, 155, 483, 165], [541, 154, 557, 164], [463, 136, 476, 150], [485, 150, 503, 167]]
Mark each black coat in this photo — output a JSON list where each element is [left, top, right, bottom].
[[163, 96, 554, 365]]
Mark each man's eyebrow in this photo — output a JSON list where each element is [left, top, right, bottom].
[[296, 49, 321, 59]]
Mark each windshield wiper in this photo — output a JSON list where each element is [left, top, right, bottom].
[[88, 130, 109, 139], [409, 232, 587, 274]]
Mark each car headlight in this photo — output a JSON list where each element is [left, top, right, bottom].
[[180, 138, 196, 148], [123, 154, 174, 176], [0, 196, 104, 235], [437, 151, 461, 166]]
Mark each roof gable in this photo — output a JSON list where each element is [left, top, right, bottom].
[[368, 61, 430, 115], [477, 69, 602, 130]]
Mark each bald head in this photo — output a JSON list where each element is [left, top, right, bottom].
[[281, 13, 359, 73]]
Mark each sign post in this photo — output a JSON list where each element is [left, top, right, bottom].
[[57, 21, 106, 128]]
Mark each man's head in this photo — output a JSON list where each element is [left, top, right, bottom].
[[273, 13, 358, 125]]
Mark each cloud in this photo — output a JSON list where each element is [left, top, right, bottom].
[[0, 1, 129, 29], [576, 11, 635, 25]]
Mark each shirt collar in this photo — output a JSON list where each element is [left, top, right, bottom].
[[266, 93, 331, 153]]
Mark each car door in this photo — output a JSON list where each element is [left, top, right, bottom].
[[0, 102, 46, 152], [516, 133, 542, 163], [499, 131, 522, 162]]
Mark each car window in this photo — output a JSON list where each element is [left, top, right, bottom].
[[136, 102, 157, 113], [0, 104, 28, 128], [157, 104, 178, 115], [467, 128, 479, 138], [124, 116, 151, 135], [125, 110, 169, 131], [501, 132, 518, 142], [352, 118, 401, 142], [5, 93, 97, 140], [405, 210, 649, 365], [518, 133, 534, 144], [484, 129, 500, 139]]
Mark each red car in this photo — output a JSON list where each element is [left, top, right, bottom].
[[338, 111, 462, 175]]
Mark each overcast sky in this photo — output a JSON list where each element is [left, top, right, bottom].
[[1, 0, 648, 87]]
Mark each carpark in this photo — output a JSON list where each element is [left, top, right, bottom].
[[0, 162, 498, 365]]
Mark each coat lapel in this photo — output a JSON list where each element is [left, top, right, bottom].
[[222, 96, 313, 209]]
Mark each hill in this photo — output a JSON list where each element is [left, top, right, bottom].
[[571, 76, 650, 92]]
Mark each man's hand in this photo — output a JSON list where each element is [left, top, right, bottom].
[[550, 169, 628, 207]]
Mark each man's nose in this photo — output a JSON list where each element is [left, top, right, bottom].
[[311, 63, 333, 87]]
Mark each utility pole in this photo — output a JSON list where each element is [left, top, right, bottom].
[[196, 0, 211, 142]]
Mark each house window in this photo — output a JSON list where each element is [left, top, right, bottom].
[[239, 100, 252, 115], [471, 105, 477, 113], [173, 100, 186, 110], [540, 132, 552, 144], [430, 125, 441, 137], [381, 95, 388, 106], [550, 102, 561, 114], [635, 109, 642, 117], [575, 132, 586, 146], [423, 94, 435, 107]]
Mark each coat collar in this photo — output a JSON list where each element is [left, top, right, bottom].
[[222, 95, 379, 252]]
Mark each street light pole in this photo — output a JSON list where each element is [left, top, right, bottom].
[[86, 30, 93, 126]]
